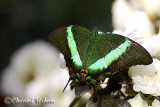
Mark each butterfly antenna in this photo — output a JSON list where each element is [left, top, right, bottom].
[[62, 79, 71, 93]]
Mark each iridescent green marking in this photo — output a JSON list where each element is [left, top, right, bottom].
[[67, 25, 83, 67], [88, 39, 131, 73]]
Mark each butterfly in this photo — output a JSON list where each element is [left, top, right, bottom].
[[49, 25, 152, 101]]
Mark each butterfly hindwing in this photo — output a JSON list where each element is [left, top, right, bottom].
[[87, 33, 152, 73], [87, 33, 131, 73], [109, 38, 153, 70]]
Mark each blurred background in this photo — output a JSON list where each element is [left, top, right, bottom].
[[0, 0, 160, 107], [0, 0, 113, 75], [0, 0, 113, 107]]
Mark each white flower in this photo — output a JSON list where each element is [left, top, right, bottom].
[[141, 0, 160, 17], [124, 11, 155, 41], [100, 78, 109, 88], [142, 35, 160, 59], [128, 93, 148, 107], [128, 58, 160, 96], [149, 99, 160, 107], [112, 28, 143, 44], [1, 40, 75, 107], [121, 84, 129, 97], [112, 0, 155, 41], [112, 0, 133, 30]]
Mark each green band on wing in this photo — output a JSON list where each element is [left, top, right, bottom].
[[67, 25, 83, 67], [88, 39, 131, 73]]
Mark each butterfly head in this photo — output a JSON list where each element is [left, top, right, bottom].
[[69, 68, 93, 84], [72, 68, 98, 86], [70, 68, 89, 82], [80, 69, 88, 77]]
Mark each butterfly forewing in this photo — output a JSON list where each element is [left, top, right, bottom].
[[71, 26, 93, 68], [49, 27, 71, 60], [49, 25, 93, 68]]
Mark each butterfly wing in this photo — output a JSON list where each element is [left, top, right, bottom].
[[49, 25, 93, 68], [109, 36, 153, 70], [49, 27, 71, 60], [49, 25, 152, 73], [86, 33, 152, 74]]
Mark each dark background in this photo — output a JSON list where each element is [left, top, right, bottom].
[[0, 0, 114, 75]]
